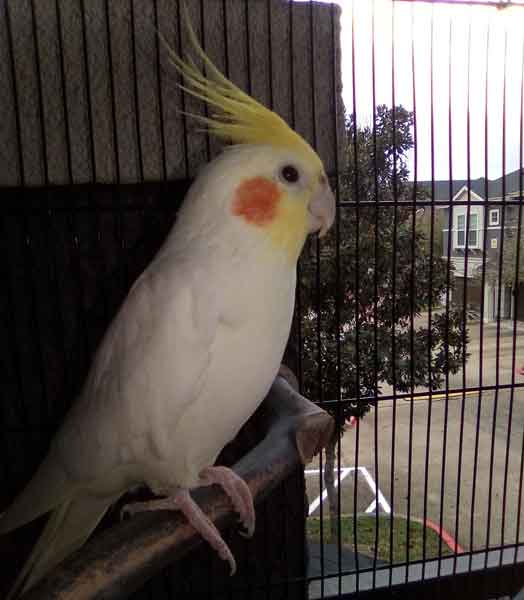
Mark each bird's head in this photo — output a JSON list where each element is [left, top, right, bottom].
[[163, 7, 335, 262]]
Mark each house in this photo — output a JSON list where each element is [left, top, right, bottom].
[[418, 168, 524, 322]]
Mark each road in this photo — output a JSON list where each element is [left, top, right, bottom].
[[325, 320, 524, 553]]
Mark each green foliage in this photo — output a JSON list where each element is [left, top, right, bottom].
[[299, 105, 466, 424]]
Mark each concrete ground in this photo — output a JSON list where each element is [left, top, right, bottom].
[[322, 319, 524, 553]]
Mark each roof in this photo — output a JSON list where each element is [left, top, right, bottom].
[[416, 168, 523, 201]]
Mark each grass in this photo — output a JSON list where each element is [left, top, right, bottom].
[[306, 514, 453, 563]]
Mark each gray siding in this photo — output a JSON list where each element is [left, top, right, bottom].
[[0, 0, 345, 186]]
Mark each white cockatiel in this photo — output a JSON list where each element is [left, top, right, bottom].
[[0, 8, 335, 598]]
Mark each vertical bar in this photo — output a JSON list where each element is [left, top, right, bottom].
[[153, 0, 167, 181], [178, 0, 190, 179], [371, 0, 380, 588], [350, 0, 361, 591], [388, 0, 398, 585], [129, 0, 144, 182], [438, 12, 454, 579], [485, 26, 508, 567], [285, 1, 314, 593], [497, 24, 511, 566], [469, 20, 491, 571], [512, 39, 524, 569], [422, 3, 436, 581], [79, 0, 96, 183], [266, 0, 274, 111], [199, 0, 211, 162], [331, 2, 343, 595], [406, 2, 418, 581], [452, 13, 472, 575]]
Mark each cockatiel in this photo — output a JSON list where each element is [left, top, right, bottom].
[[0, 7, 335, 598]]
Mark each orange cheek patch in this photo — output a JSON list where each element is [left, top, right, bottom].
[[231, 177, 280, 227]]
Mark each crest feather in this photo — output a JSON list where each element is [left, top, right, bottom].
[[160, 3, 321, 167]]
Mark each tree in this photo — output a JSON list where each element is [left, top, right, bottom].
[[298, 105, 467, 540]]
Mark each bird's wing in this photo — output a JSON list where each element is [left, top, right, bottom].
[[1, 255, 221, 534], [2, 256, 222, 597]]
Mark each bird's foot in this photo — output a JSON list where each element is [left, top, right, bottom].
[[120, 497, 174, 521], [120, 490, 237, 575], [199, 466, 255, 538], [173, 489, 237, 575]]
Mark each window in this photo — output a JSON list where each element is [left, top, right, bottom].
[[489, 208, 500, 226], [457, 214, 465, 246], [456, 212, 479, 248]]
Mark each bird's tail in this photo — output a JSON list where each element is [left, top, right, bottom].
[[7, 493, 111, 599]]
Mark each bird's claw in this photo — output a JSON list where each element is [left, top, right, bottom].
[[199, 466, 255, 538]]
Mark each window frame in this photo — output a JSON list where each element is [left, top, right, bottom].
[[455, 209, 481, 250], [488, 208, 500, 226]]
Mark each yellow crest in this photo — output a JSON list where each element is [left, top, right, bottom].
[[160, 4, 322, 169]]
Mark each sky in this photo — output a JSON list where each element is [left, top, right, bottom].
[[297, 0, 524, 182]]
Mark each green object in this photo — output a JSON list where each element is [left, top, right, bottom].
[[306, 514, 453, 564]]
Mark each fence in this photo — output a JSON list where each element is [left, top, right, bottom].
[[1, 0, 524, 598]]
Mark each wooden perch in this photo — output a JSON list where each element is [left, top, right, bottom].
[[23, 374, 334, 600]]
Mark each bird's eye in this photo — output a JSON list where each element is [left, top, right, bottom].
[[280, 165, 300, 184]]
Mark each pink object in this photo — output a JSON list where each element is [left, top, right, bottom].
[[173, 488, 237, 574], [518, 366, 524, 376]]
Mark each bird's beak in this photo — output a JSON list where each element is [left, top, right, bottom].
[[308, 183, 336, 238]]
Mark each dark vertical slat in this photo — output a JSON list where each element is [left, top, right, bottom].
[[371, 1, 380, 588], [330, 1, 343, 597], [388, 1, 398, 583], [129, 0, 144, 183], [469, 20, 491, 570], [406, 2, 418, 580], [485, 26, 509, 567], [153, 0, 167, 182], [438, 11, 454, 578], [512, 40, 524, 569], [422, 3, 436, 581], [497, 26, 510, 565], [350, 0, 361, 589], [453, 14, 472, 574], [0, 0, 20, 185]]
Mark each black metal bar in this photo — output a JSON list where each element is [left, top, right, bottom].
[[337, 198, 524, 208], [332, 2, 343, 596], [438, 12, 454, 579], [452, 12, 472, 576], [468, 19, 492, 572], [350, 0, 361, 590], [388, 0, 399, 585], [497, 25, 510, 568], [371, 0, 380, 589], [129, 0, 144, 182], [485, 26, 509, 569], [199, 0, 211, 164], [153, 0, 167, 181], [7, 196, 524, 213], [392, 0, 524, 7], [512, 38, 524, 572], [405, 2, 418, 583], [422, 3, 436, 580]]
